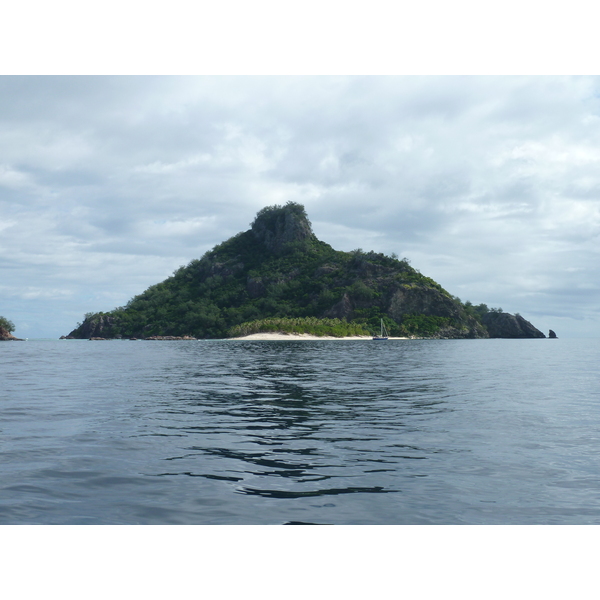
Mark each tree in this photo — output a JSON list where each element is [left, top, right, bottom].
[[0, 316, 15, 332]]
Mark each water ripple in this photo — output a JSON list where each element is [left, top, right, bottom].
[[2, 338, 600, 523]]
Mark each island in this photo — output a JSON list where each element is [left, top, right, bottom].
[[64, 202, 546, 340], [0, 317, 23, 341]]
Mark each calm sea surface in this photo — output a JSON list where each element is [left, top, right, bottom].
[[1, 337, 599, 524]]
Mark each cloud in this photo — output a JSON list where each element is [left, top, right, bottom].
[[1, 76, 600, 337]]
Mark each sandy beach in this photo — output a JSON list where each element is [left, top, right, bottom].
[[227, 332, 410, 340]]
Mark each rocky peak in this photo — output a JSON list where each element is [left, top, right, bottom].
[[251, 202, 314, 253]]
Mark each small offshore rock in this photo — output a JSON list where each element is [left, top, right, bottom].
[[549, 329, 557, 338]]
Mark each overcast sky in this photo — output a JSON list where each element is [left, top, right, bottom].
[[1, 75, 599, 338]]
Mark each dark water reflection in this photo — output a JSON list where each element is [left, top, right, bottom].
[[2, 338, 600, 524], [143, 341, 447, 512]]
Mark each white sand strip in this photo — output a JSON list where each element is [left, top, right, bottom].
[[226, 332, 410, 340]]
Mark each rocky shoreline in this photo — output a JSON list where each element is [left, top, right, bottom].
[[0, 326, 24, 341], [59, 335, 199, 341]]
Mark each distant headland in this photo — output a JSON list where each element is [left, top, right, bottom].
[[64, 202, 547, 340]]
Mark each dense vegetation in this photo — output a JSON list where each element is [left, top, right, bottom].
[[229, 317, 371, 338], [67, 202, 493, 339]]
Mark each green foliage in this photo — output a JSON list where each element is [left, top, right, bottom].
[[461, 302, 503, 322], [0, 315, 15, 332], [352, 309, 402, 337], [349, 280, 375, 302], [229, 317, 370, 338], [398, 314, 451, 336]]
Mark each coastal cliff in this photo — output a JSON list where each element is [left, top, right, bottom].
[[63, 314, 121, 339], [482, 312, 545, 339], [65, 202, 543, 340]]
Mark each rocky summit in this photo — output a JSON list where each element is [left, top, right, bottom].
[[65, 202, 546, 340], [251, 202, 314, 253]]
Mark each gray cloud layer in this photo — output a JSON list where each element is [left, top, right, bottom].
[[1, 76, 599, 337]]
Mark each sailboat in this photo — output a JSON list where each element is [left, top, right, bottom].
[[372, 319, 389, 340]]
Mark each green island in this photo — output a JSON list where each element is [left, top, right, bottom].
[[64, 202, 546, 340], [0, 315, 22, 341]]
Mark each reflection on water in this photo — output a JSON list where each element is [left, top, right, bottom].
[[141, 341, 449, 507], [2, 338, 600, 524]]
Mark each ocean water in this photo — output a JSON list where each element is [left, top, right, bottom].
[[1, 337, 599, 525]]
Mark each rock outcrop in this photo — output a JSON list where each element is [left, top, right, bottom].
[[323, 292, 354, 320], [549, 329, 557, 338], [251, 202, 314, 253], [481, 312, 546, 338], [323, 285, 488, 338], [0, 326, 23, 341], [73, 314, 120, 339]]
